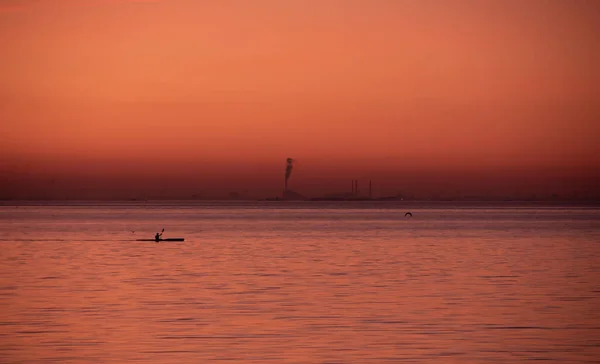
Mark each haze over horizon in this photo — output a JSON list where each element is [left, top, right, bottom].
[[1, 0, 599, 200]]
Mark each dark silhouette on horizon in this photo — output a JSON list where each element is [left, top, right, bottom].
[[285, 158, 294, 191]]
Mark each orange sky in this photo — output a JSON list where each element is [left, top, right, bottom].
[[1, 0, 599, 199]]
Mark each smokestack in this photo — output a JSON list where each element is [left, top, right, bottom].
[[285, 158, 294, 191], [369, 180, 372, 198]]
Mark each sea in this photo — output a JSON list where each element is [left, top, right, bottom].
[[0, 201, 599, 363]]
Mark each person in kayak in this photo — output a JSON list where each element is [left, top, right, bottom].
[[154, 228, 165, 242]]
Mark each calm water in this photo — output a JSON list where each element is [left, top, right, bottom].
[[1, 201, 599, 363]]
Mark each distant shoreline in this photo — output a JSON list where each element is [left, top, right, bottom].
[[1, 199, 599, 207]]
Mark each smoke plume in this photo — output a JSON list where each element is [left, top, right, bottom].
[[285, 158, 294, 190]]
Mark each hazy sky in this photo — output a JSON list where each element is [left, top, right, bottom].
[[1, 0, 599, 199]]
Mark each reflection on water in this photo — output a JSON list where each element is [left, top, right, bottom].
[[1, 202, 599, 363]]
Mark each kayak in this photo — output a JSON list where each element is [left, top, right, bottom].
[[136, 238, 185, 242]]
